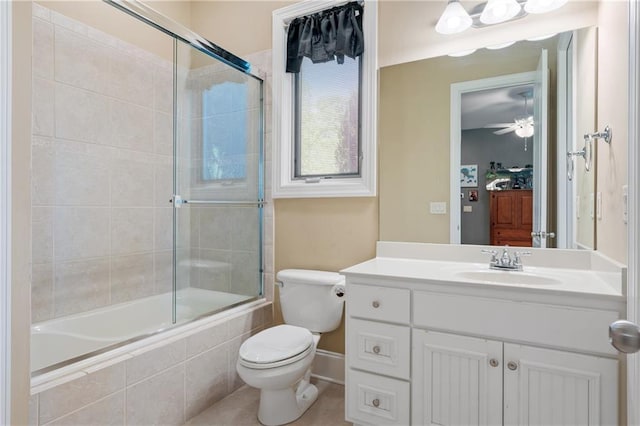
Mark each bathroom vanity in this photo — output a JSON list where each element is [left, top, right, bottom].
[[342, 242, 626, 426]]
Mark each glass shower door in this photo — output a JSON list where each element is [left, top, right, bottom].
[[172, 39, 263, 324]]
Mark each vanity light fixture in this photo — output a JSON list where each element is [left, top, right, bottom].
[[480, 0, 521, 25], [524, 0, 568, 14], [435, 0, 567, 35], [435, 0, 473, 35]]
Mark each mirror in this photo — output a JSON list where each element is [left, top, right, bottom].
[[378, 28, 597, 249]]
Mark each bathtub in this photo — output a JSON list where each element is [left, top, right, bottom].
[[31, 287, 254, 373]]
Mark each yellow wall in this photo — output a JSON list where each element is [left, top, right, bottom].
[[12, 3, 33, 423], [273, 198, 378, 353]]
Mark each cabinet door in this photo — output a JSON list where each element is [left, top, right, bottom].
[[412, 330, 502, 425], [503, 343, 618, 425]]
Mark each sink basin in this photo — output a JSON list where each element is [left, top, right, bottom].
[[455, 270, 562, 286]]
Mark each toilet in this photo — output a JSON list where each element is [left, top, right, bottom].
[[236, 269, 345, 426]]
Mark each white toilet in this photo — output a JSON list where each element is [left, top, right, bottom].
[[236, 269, 345, 426]]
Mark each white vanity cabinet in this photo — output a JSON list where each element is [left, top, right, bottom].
[[344, 278, 622, 426], [412, 330, 618, 425]]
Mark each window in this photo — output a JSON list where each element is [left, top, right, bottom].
[[272, 0, 377, 198], [202, 82, 247, 182]]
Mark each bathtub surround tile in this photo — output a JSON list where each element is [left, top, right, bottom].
[[154, 110, 173, 155], [51, 11, 88, 36], [185, 345, 228, 420], [33, 17, 53, 79], [32, 206, 54, 264], [193, 249, 232, 293], [126, 364, 185, 426], [32, 3, 51, 21], [32, 77, 55, 137], [54, 258, 111, 317], [107, 99, 154, 153], [186, 321, 228, 358], [231, 251, 260, 297], [54, 207, 110, 261], [232, 208, 260, 251], [31, 137, 55, 206], [111, 208, 154, 255], [32, 263, 54, 323], [55, 27, 112, 95], [43, 391, 125, 426], [154, 64, 174, 114], [38, 362, 125, 424], [225, 331, 254, 395], [110, 153, 155, 207], [109, 50, 154, 108], [29, 393, 39, 426], [155, 208, 173, 251], [154, 158, 173, 208], [54, 83, 110, 144], [126, 339, 186, 385], [154, 250, 174, 295], [110, 254, 155, 304], [228, 309, 263, 339], [198, 208, 233, 250]]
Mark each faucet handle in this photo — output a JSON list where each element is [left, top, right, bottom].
[[481, 249, 498, 261], [513, 251, 531, 264]]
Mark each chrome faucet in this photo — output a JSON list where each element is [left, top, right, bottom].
[[481, 246, 531, 271]]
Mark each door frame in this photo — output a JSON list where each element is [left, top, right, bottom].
[[450, 71, 537, 244], [627, 0, 640, 423], [0, 0, 12, 423]]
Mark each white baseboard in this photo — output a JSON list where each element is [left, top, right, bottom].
[[312, 349, 344, 385]]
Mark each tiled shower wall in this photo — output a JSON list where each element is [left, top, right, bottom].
[[31, 4, 275, 322], [30, 5, 176, 323]]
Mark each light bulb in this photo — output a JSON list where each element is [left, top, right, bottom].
[[524, 0, 568, 14], [435, 0, 473, 35], [515, 124, 534, 138], [480, 0, 521, 25]]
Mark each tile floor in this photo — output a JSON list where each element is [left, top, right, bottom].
[[184, 379, 351, 426]]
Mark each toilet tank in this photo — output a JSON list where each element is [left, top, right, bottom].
[[277, 269, 345, 333]]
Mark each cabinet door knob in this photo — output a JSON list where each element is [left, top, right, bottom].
[[489, 358, 499, 367], [372, 398, 380, 408], [373, 345, 381, 354], [507, 361, 518, 371], [372, 300, 380, 308]]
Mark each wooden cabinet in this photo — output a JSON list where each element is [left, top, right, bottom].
[[490, 190, 533, 247], [412, 330, 618, 426]]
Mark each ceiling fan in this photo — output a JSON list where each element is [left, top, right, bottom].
[[484, 92, 534, 138]]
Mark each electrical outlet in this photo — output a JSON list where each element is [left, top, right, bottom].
[[430, 202, 447, 214]]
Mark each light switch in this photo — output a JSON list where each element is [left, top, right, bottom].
[[463, 205, 473, 213], [430, 202, 447, 214]]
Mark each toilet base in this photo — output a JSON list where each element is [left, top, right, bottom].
[[257, 376, 318, 426]]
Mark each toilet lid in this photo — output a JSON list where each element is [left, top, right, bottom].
[[239, 325, 313, 365]]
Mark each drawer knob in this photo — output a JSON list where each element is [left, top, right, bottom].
[[372, 398, 380, 408], [372, 300, 380, 308], [373, 345, 381, 354], [489, 358, 499, 367], [507, 361, 518, 371]]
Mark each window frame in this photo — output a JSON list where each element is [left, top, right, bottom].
[[272, 0, 377, 198]]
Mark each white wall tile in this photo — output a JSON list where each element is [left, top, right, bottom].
[[125, 339, 186, 385], [53, 207, 110, 261], [32, 206, 53, 264], [108, 50, 154, 108], [125, 364, 185, 426], [110, 254, 155, 304], [54, 258, 110, 317], [32, 77, 54, 137], [54, 83, 110, 144], [28, 394, 39, 426], [43, 391, 124, 426], [32, 263, 54, 323], [110, 152, 155, 207], [111, 208, 154, 255], [228, 308, 263, 339], [185, 321, 228, 358], [38, 363, 124, 424], [107, 100, 154, 152], [185, 345, 228, 420]]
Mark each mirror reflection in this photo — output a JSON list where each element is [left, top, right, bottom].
[[379, 28, 597, 249]]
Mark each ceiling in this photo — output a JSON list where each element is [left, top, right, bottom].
[[461, 83, 534, 130]]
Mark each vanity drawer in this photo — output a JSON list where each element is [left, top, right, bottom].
[[347, 318, 410, 379], [348, 283, 410, 324], [413, 291, 620, 355], [346, 369, 410, 426]]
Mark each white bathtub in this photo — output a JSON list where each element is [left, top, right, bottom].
[[31, 287, 253, 373]]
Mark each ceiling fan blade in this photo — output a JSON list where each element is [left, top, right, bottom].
[[484, 123, 516, 128], [493, 126, 517, 135]]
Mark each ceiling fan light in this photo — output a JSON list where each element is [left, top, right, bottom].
[[480, 0, 521, 25], [436, 0, 473, 35], [515, 124, 534, 138], [524, 0, 568, 14]]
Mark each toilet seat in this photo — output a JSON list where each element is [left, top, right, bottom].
[[239, 325, 313, 369]]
